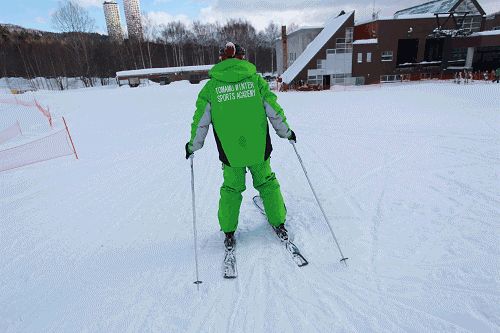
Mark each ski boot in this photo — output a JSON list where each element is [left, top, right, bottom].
[[223, 231, 237, 278], [224, 231, 236, 251], [273, 224, 289, 242]]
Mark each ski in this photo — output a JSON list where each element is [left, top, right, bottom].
[[272, 225, 309, 267], [252, 196, 309, 267], [223, 248, 237, 279]]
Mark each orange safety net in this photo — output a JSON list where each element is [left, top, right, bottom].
[[0, 129, 74, 172], [0, 122, 22, 145]]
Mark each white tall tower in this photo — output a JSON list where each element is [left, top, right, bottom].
[[123, 0, 143, 41], [103, 1, 124, 41]]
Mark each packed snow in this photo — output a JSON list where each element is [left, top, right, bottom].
[[1, 80, 499, 332]]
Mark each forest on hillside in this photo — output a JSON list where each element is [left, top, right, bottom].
[[0, 1, 287, 89]]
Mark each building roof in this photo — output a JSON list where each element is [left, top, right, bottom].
[[116, 65, 214, 78], [356, 13, 455, 26], [281, 11, 354, 84], [394, 0, 485, 17]]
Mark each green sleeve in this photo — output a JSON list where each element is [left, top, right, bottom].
[[188, 81, 212, 152], [258, 75, 292, 139]]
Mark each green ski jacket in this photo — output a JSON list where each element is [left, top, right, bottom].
[[188, 58, 292, 167]]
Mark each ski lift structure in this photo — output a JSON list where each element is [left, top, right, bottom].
[[430, 11, 473, 38]]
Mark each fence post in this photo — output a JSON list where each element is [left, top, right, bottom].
[[17, 120, 23, 136], [62, 117, 78, 160]]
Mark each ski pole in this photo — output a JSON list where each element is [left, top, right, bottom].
[[290, 141, 349, 266], [190, 155, 203, 288]]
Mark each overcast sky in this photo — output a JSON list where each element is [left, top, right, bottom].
[[1, 0, 499, 33]]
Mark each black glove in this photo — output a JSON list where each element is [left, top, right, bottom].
[[185, 143, 193, 159], [288, 130, 297, 143]]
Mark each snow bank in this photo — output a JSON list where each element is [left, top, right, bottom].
[[0, 77, 118, 92]]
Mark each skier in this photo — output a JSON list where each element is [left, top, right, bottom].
[[185, 42, 296, 253], [495, 67, 500, 83]]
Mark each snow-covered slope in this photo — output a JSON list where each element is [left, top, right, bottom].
[[1, 81, 499, 332]]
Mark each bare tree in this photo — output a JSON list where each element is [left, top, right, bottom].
[[158, 25, 171, 67], [288, 23, 299, 34], [263, 22, 280, 73], [192, 21, 209, 65], [142, 13, 158, 68], [208, 23, 222, 64], [162, 21, 191, 67], [51, 0, 96, 86], [52, 0, 95, 33]]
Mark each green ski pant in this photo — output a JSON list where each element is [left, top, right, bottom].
[[218, 158, 286, 233]]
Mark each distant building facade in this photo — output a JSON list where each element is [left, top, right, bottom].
[[484, 11, 500, 31], [276, 0, 500, 87], [277, 12, 356, 88], [124, 0, 143, 41], [103, 1, 124, 42], [275, 27, 323, 75]]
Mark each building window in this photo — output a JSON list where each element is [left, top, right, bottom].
[[458, 16, 482, 33], [424, 39, 444, 61], [345, 27, 354, 43], [381, 51, 393, 62], [317, 59, 324, 69], [308, 75, 319, 84], [367, 52, 372, 62], [357, 53, 363, 63], [396, 39, 418, 65], [450, 48, 467, 62], [336, 37, 353, 51]]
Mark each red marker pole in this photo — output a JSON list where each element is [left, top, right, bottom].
[[62, 116, 79, 160]]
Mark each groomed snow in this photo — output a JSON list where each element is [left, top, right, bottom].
[[1, 81, 499, 332]]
